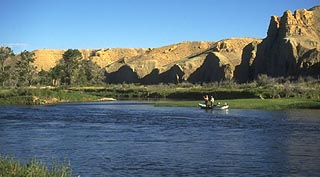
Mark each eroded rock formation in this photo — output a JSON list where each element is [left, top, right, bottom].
[[32, 6, 320, 84], [251, 6, 320, 79]]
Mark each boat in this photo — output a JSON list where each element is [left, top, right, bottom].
[[198, 103, 229, 110]]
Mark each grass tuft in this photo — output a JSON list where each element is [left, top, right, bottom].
[[0, 155, 72, 177]]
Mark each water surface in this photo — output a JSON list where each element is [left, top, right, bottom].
[[0, 101, 319, 176]]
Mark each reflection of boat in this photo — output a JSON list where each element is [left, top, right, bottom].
[[198, 103, 229, 110]]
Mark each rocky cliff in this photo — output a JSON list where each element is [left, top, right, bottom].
[[104, 39, 260, 84], [250, 6, 320, 79], [32, 6, 320, 84]]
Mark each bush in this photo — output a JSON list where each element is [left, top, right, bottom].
[[0, 155, 72, 177], [256, 74, 276, 87]]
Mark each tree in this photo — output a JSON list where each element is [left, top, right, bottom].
[[49, 63, 64, 86], [48, 49, 105, 86], [70, 59, 105, 86], [61, 49, 82, 85], [16, 50, 37, 86], [38, 69, 51, 85], [81, 60, 105, 85], [72, 66, 88, 85], [0, 47, 14, 86]]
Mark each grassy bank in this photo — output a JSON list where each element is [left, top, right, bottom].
[[0, 79, 319, 109], [71, 80, 320, 100], [155, 98, 320, 110], [0, 87, 101, 105], [0, 155, 72, 177]]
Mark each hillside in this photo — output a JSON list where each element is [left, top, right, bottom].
[[32, 6, 320, 84], [33, 48, 147, 71]]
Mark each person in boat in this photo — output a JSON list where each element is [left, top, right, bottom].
[[203, 95, 209, 107], [210, 96, 215, 107]]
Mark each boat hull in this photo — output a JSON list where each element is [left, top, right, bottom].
[[198, 103, 229, 110]]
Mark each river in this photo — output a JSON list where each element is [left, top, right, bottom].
[[0, 101, 319, 176]]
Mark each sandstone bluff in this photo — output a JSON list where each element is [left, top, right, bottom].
[[33, 6, 320, 84]]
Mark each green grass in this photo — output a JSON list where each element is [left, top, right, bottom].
[[0, 155, 72, 177], [0, 81, 320, 108], [0, 88, 11, 95], [0, 88, 102, 105], [30, 88, 100, 103], [154, 98, 320, 110], [226, 98, 320, 110]]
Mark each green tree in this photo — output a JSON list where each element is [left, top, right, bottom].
[[48, 50, 105, 86], [49, 64, 64, 86], [16, 50, 37, 86], [72, 66, 88, 85], [81, 60, 105, 85], [38, 69, 51, 85], [0, 47, 14, 86], [71, 59, 105, 86], [61, 49, 82, 85]]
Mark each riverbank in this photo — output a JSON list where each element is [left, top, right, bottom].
[[0, 82, 319, 110], [0, 87, 105, 105], [154, 98, 320, 110]]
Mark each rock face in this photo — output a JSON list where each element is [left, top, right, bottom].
[[33, 49, 65, 71], [33, 48, 146, 71], [234, 40, 260, 82], [250, 6, 320, 79], [104, 39, 259, 84], [32, 6, 320, 84], [105, 41, 215, 83]]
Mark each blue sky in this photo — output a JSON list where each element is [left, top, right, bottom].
[[1, 0, 319, 53]]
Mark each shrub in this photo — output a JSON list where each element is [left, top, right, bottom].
[[0, 155, 72, 177], [256, 74, 276, 87]]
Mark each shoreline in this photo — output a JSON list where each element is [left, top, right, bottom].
[[0, 86, 319, 110], [154, 98, 320, 110], [1, 97, 319, 110]]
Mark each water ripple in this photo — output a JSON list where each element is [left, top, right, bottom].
[[0, 101, 319, 176]]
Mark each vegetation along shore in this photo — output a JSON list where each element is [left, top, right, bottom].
[[0, 75, 319, 110], [0, 155, 72, 177]]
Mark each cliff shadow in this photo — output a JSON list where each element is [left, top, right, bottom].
[[234, 43, 257, 83], [140, 69, 160, 84], [105, 65, 139, 84], [159, 64, 184, 84], [251, 35, 302, 79], [141, 64, 184, 84], [187, 53, 225, 83], [298, 48, 320, 77]]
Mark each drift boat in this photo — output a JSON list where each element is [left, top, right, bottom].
[[198, 103, 229, 110]]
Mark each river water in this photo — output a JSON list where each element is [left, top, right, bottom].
[[0, 101, 319, 176]]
